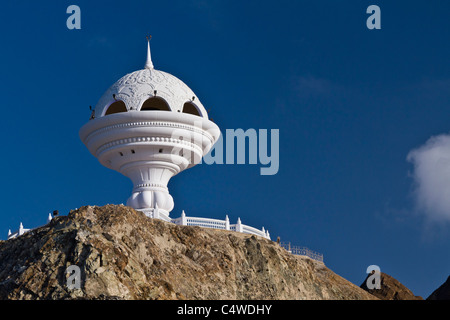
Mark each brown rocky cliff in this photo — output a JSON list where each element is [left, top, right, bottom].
[[360, 272, 423, 300], [427, 276, 450, 300], [0, 205, 375, 300]]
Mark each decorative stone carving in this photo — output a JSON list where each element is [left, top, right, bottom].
[[95, 68, 207, 118]]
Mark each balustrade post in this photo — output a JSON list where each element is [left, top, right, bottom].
[[225, 215, 230, 230], [236, 217, 243, 233], [181, 210, 187, 226]]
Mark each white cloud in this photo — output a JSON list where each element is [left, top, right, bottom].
[[407, 134, 450, 222]]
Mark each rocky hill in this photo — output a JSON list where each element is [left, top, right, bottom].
[[0, 205, 375, 300], [427, 276, 450, 300], [360, 272, 423, 300]]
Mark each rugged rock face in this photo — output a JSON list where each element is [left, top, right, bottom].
[[427, 276, 450, 300], [360, 272, 423, 300], [0, 205, 375, 300]]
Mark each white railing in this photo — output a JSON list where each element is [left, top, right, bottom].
[[172, 211, 270, 240], [242, 225, 268, 239], [7, 213, 53, 240], [7, 223, 31, 240], [186, 217, 227, 230], [279, 242, 324, 262]]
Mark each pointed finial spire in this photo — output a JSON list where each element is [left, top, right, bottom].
[[145, 35, 154, 69]]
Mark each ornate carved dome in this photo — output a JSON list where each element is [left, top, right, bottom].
[[94, 41, 207, 119]]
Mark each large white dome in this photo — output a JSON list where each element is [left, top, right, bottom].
[[94, 40, 207, 119], [95, 67, 208, 118]]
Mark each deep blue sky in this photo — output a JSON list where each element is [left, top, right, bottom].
[[1, 1, 449, 298]]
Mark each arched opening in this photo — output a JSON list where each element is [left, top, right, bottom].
[[140, 97, 171, 111], [105, 100, 127, 116], [182, 102, 202, 117]]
